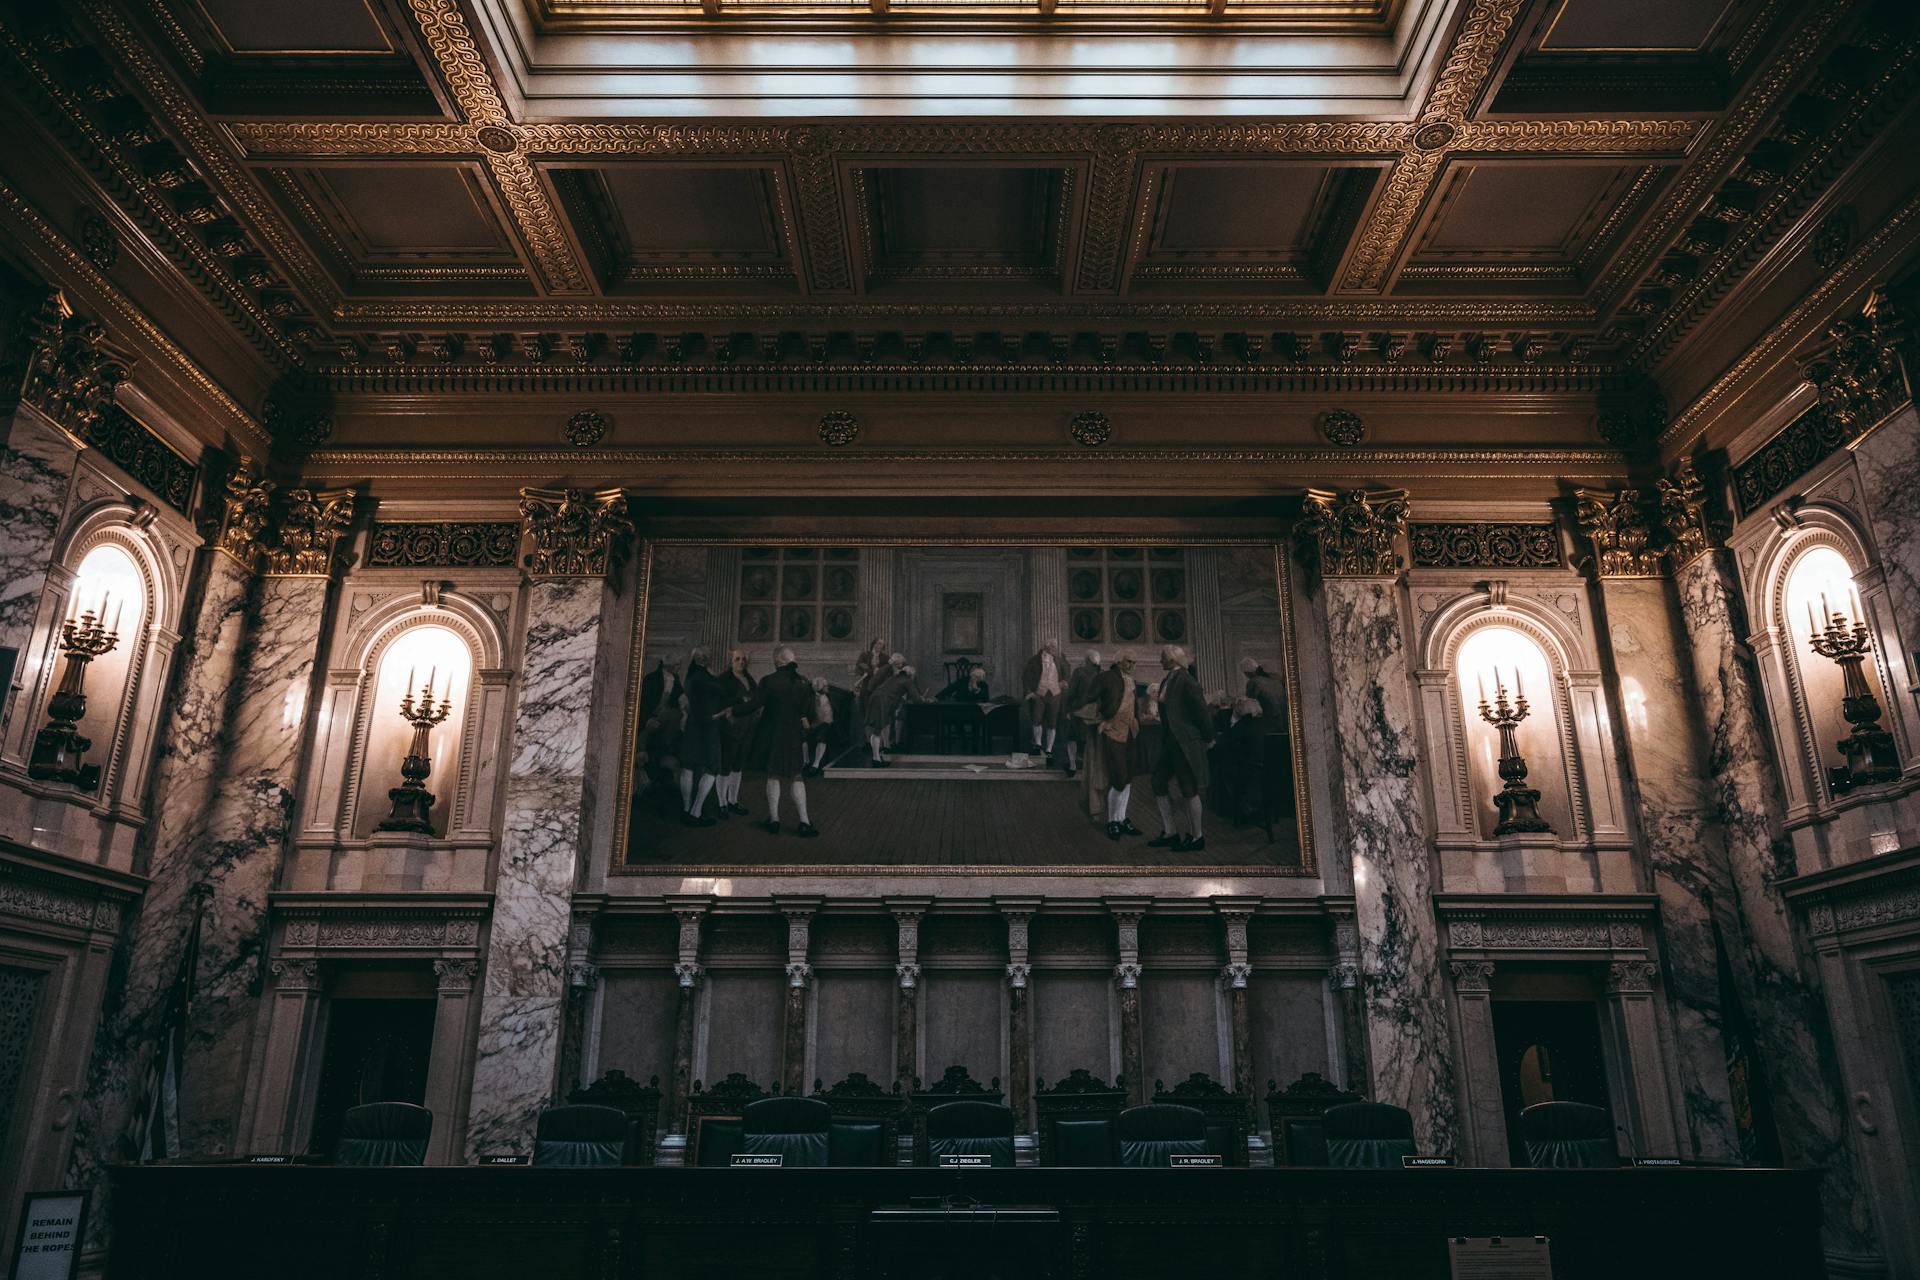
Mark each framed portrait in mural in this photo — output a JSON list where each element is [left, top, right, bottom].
[[614, 542, 1313, 872]]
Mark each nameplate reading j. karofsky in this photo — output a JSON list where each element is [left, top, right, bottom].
[[10, 1191, 88, 1280], [731, 1153, 785, 1167], [1448, 1235, 1552, 1280], [938, 1153, 995, 1168]]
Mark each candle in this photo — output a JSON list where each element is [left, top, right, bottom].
[[426, 665, 437, 700], [110, 594, 124, 637], [1807, 601, 1818, 636], [1515, 664, 1525, 699], [96, 590, 110, 628], [1476, 670, 1487, 704], [1820, 592, 1831, 626], [1849, 585, 1864, 627]]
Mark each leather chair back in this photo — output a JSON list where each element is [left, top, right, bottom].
[[1051, 1117, 1117, 1166], [1115, 1104, 1208, 1167], [741, 1096, 832, 1167], [532, 1104, 630, 1167], [1279, 1117, 1330, 1166], [335, 1101, 433, 1166], [925, 1100, 1016, 1168], [1521, 1101, 1618, 1168], [830, 1119, 888, 1166], [1322, 1102, 1415, 1168]]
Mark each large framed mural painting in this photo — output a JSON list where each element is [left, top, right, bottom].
[[616, 542, 1312, 871]]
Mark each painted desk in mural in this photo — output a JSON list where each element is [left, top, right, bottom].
[[108, 1165, 1822, 1280]]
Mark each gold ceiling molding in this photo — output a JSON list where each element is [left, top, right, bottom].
[[0, 180, 267, 451], [308, 445, 1625, 469]]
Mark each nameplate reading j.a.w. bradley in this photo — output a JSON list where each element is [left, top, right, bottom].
[[731, 1153, 785, 1167], [1169, 1154, 1223, 1168], [937, 1153, 995, 1168]]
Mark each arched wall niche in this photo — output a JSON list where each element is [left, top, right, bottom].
[[1414, 585, 1632, 892]]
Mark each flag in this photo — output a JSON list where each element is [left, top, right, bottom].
[[127, 889, 203, 1163]]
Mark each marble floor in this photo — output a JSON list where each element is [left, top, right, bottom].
[[622, 764, 1301, 868]]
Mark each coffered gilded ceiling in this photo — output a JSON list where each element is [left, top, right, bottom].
[[0, 0, 1912, 455]]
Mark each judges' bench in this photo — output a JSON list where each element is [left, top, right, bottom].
[[107, 1164, 1822, 1280]]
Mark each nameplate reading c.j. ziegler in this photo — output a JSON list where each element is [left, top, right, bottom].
[[1403, 1156, 1457, 1168], [1169, 1154, 1224, 1167], [731, 1153, 785, 1167], [938, 1153, 995, 1168]]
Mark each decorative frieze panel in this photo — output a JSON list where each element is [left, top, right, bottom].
[[366, 521, 520, 569], [1438, 897, 1655, 959], [1732, 405, 1859, 516], [1409, 522, 1559, 569], [1789, 855, 1920, 941], [0, 859, 128, 934], [275, 899, 488, 954], [80, 406, 195, 516]]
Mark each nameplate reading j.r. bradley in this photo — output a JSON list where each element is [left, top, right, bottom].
[[478, 1154, 530, 1166], [1403, 1156, 1456, 1168], [938, 1153, 995, 1168], [732, 1153, 785, 1167], [1170, 1154, 1224, 1168]]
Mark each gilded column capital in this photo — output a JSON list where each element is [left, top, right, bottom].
[[14, 291, 134, 442], [1655, 457, 1715, 570], [1295, 487, 1409, 578], [215, 455, 275, 570], [262, 487, 356, 577], [1572, 487, 1662, 578], [519, 486, 633, 578], [1448, 959, 1494, 994], [1606, 959, 1657, 994]]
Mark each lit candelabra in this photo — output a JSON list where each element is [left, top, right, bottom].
[[1806, 593, 1900, 794], [377, 668, 452, 835], [29, 598, 122, 791], [1476, 668, 1553, 836]]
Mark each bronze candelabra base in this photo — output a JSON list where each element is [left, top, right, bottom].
[[1829, 690, 1901, 795], [28, 623, 114, 792], [377, 753, 438, 834]]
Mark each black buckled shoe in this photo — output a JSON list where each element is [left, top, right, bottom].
[[1147, 834, 1180, 848], [797, 823, 820, 838], [762, 820, 781, 835], [1119, 820, 1142, 837], [1105, 822, 1123, 841]]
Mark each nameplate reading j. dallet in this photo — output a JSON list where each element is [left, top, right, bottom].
[[10, 1190, 88, 1280], [1447, 1235, 1552, 1280], [731, 1153, 785, 1167], [938, 1153, 995, 1168], [479, 1154, 530, 1166], [1169, 1154, 1224, 1168], [1403, 1156, 1456, 1168]]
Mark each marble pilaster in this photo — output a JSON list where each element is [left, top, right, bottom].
[[425, 960, 480, 1165], [1448, 960, 1507, 1168], [1674, 548, 1877, 1254], [780, 904, 815, 1096], [666, 903, 705, 1146], [463, 576, 608, 1157], [891, 904, 924, 1094], [1001, 904, 1035, 1131], [1851, 404, 1920, 698], [0, 408, 79, 696], [1602, 960, 1680, 1156], [1321, 576, 1459, 1153], [1111, 905, 1145, 1106], [1592, 574, 1741, 1161], [1218, 905, 1255, 1114]]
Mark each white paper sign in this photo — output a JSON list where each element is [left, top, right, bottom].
[[11, 1192, 87, 1280], [1447, 1235, 1552, 1280]]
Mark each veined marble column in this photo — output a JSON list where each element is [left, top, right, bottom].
[[1326, 910, 1368, 1092], [1001, 903, 1036, 1138], [465, 488, 631, 1158], [1661, 470, 1876, 1254], [1297, 490, 1459, 1154], [1851, 402, 1920, 696], [0, 408, 79, 673], [890, 903, 925, 1094], [1111, 903, 1146, 1106], [780, 903, 817, 1096], [1219, 905, 1255, 1119]]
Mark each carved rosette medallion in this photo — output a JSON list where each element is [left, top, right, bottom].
[[475, 125, 518, 155], [518, 486, 633, 578], [565, 409, 608, 447], [1655, 457, 1714, 569], [818, 410, 860, 447], [1069, 411, 1111, 448], [1572, 488, 1662, 578], [263, 488, 355, 577], [1295, 487, 1410, 578], [1317, 409, 1365, 447]]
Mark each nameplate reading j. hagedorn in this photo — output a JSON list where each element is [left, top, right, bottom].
[[937, 1153, 996, 1168], [1403, 1156, 1457, 1168], [731, 1153, 785, 1167]]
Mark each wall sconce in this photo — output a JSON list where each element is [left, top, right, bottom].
[[1476, 667, 1553, 836], [28, 595, 122, 791], [1806, 590, 1900, 794], [377, 667, 452, 835]]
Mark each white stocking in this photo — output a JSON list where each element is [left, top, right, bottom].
[[692, 774, 717, 816], [1187, 795, 1205, 840], [765, 779, 782, 822], [1156, 794, 1178, 834], [1044, 727, 1056, 753], [1117, 784, 1132, 820], [678, 769, 694, 812], [792, 781, 810, 825]]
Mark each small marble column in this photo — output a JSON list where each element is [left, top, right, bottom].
[[1297, 489, 1459, 1153], [556, 913, 599, 1097], [1448, 960, 1508, 1168], [465, 487, 631, 1158], [1111, 904, 1146, 1106], [242, 959, 323, 1154], [1218, 904, 1255, 1114], [1602, 960, 1680, 1157], [1001, 904, 1036, 1135], [425, 960, 480, 1165], [664, 904, 706, 1155], [781, 904, 816, 1096], [1326, 911, 1369, 1092], [891, 904, 925, 1093]]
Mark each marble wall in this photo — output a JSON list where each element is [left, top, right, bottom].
[[1320, 577, 1458, 1153], [0, 410, 77, 736], [464, 577, 608, 1158]]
